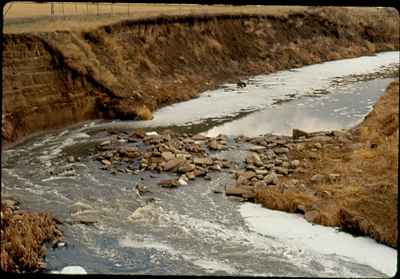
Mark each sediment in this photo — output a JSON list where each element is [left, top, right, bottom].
[[2, 7, 399, 143]]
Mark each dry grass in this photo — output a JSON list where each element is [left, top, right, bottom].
[[135, 104, 153, 120], [3, 3, 308, 33], [256, 81, 399, 247], [0, 201, 64, 273]]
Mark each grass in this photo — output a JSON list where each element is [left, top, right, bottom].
[[1, 201, 64, 273], [3, 3, 309, 33]]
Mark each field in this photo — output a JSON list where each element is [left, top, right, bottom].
[[3, 2, 312, 33]]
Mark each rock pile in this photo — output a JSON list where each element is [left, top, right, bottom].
[[94, 131, 234, 188]]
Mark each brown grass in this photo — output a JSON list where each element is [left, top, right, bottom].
[[256, 80, 399, 247], [0, 201, 64, 273], [135, 104, 153, 120], [3, 3, 309, 34]]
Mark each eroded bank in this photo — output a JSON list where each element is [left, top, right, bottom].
[[2, 7, 399, 143]]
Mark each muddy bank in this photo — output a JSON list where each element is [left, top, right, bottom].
[[1, 199, 64, 273], [2, 7, 399, 143]]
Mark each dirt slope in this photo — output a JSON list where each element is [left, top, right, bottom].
[[2, 7, 399, 144], [256, 80, 399, 248]]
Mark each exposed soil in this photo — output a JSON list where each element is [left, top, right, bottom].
[[0, 199, 64, 273], [2, 7, 399, 144]]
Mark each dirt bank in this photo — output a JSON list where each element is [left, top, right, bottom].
[[1, 199, 64, 273], [2, 7, 399, 143], [256, 80, 399, 248]]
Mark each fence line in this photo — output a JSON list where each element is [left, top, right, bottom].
[[4, 2, 136, 18]]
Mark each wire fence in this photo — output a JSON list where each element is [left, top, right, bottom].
[[3, 2, 150, 19]]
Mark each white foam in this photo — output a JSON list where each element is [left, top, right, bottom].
[[239, 203, 397, 276], [57, 266, 87, 274]]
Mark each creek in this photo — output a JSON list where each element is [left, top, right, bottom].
[[1, 51, 398, 276]]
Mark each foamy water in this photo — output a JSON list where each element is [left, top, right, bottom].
[[240, 203, 398, 277]]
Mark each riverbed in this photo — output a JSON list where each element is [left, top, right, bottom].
[[1, 51, 398, 276]]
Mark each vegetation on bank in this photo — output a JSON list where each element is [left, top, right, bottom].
[[1, 200, 64, 273]]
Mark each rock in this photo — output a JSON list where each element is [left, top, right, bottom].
[[193, 168, 207, 177], [265, 149, 276, 160], [67, 156, 75, 163], [161, 151, 175, 161], [158, 179, 178, 188], [246, 152, 263, 167], [311, 174, 325, 183], [101, 159, 112, 166], [99, 140, 111, 146], [254, 181, 267, 188], [249, 145, 267, 152], [293, 129, 309, 139], [145, 131, 159, 136], [242, 171, 256, 180], [290, 160, 301, 168], [209, 164, 222, 171], [296, 143, 305, 151], [314, 142, 322, 149], [308, 152, 319, 160], [255, 169, 268, 175], [178, 163, 196, 173], [178, 176, 188, 186], [274, 147, 289, 154], [264, 172, 279, 185], [119, 147, 140, 158], [208, 140, 224, 150], [310, 135, 331, 142], [328, 173, 341, 183], [192, 134, 209, 141], [186, 172, 195, 180], [225, 185, 252, 198], [281, 161, 290, 168], [237, 175, 249, 185], [204, 175, 212, 181], [274, 167, 289, 176], [163, 159, 182, 171], [193, 157, 213, 166], [304, 210, 320, 223]]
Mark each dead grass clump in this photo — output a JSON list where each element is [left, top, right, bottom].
[[1, 201, 63, 273], [135, 104, 153, 120]]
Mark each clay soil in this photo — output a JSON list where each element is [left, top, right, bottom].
[[256, 80, 399, 248]]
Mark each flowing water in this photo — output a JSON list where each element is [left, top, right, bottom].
[[1, 51, 398, 276]]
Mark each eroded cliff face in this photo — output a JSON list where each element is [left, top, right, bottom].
[[2, 8, 399, 143]]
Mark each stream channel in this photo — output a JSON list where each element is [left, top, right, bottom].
[[1, 51, 399, 276]]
